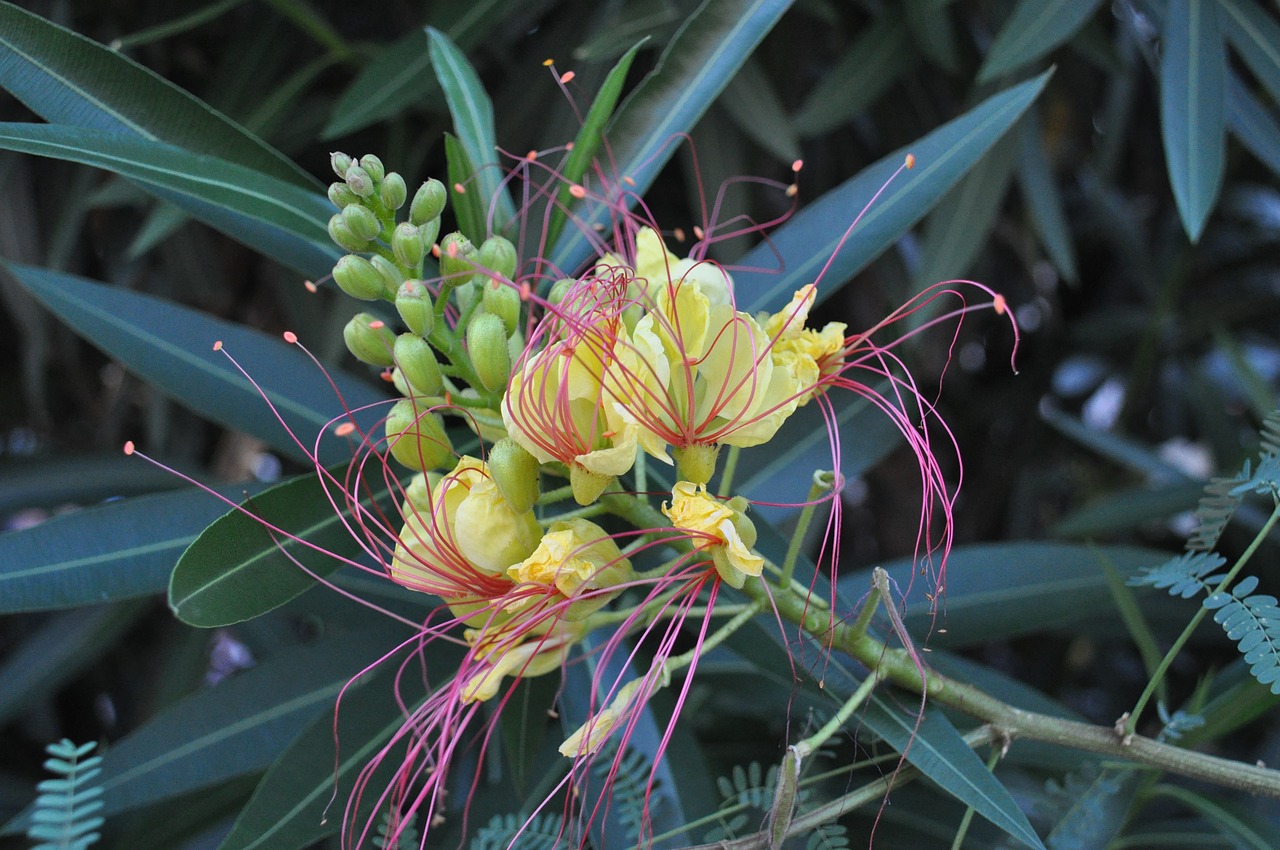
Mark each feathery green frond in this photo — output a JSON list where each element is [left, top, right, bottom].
[[1204, 576, 1280, 694], [469, 813, 568, 850], [1187, 474, 1248, 553], [26, 740, 104, 850], [1128, 551, 1228, 599]]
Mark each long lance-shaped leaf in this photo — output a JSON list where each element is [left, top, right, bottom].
[[1218, 0, 1280, 109], [0, 2, 315, 188], [6, 262, 386, 466], [550, 0, 793, 274], [170, 468, 397, 628], [0, 484, 265, 614], [0, 123, 337, 277], [736, 70, 1052, 315], [1160, 0, 1226, 243], [977, 0, 1106, 83]]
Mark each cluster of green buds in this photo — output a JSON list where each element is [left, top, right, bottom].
[[325, 151, 528, 484]]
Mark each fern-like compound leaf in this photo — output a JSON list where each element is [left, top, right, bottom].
[[469, 813, 568, 850], [1230, 454, 1280, 499], [1187, 472, 1247, 552], [1204, 577, 1280, 694], [1035, 764, 1138, 850], [1128, 551, 1227, 599], [27, 740, 103, 850], [1260, 408, 1280, 456]]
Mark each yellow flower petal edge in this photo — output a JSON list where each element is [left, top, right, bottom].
[[662, 481, 764, 588]]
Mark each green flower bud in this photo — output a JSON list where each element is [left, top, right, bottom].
[[409, 178, 447, 226], [395, 279, 435, 338], [328, 182, 359, 209], [489, 438, 540, 514], [328, 214, 369, 253], [343, 312, 396, 366], [369, 255, 404, 299], [467, 312, 511, 392], [386, 399, 453, 472], [341, 204, 382, 242], [482, 282, 521, 336], [332, 255, 384, 300], [380, 172, 407, 210], [394, 333, 443, 396], [391, 222, 425, 270], [345, 164, 374, 197], [330, 151, 353, 179], [418, 217, 441, 252], [477, 235, 518, 281], [359, 154, 385, 183], [547, 277, 575, 306], [438, 232, 478, 285]]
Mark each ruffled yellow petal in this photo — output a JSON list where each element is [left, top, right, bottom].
[[662, 481, 763, 587]]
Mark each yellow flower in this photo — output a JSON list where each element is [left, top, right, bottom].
[[558, 677, 646, 757], [662, 481, 763, 588], [460, 619, 583, 703], [508, 518, 634, 619], [765, 284, 848, 406]]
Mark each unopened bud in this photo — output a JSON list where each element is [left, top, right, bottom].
[[330, 151, 353, 179], [438, 232, 478, 285], [489, 438, 540, 514], [386, 400, 453, 471], [341, 204, 381, 242], [359, 154, 385, 183], [396, 279, 435, 337], [343, 312, 396, 366], [394, 334, 443, 396], [391, 222, 425, 270], [548, 278, 575, 306], [380, 172, 407, 210], [482, 282, 521, 336], [332, 255, 384, 300], [345, 164, 374, 197], [328, 182, 359, 209], [467, 312, 510, 392], [477, 235, 518, 281], [328, 214, 368, 253], [418, 217, 441, 252], [369, 255, 404, 299], [409, 178, 447, 225]]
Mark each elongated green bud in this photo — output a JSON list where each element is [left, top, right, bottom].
[[467, 312, 510, 392], [341, 204, 381, 242], [386, 400, 452, 471], [358, 154, 385, 183], [333, 255, 384, 300], [328, 214, 368, 253], [394, 334, 443, 396], [345, 164, 374, 197], [409, 178, 447, 225], [380, 172, 407, 210], [438, 232, 477, 285], [489, 438, 540, 513], [344, 312, 396, 366], [328, 182, 359, 209], [477, 235, 517, 281], [418, 217, 441, 252], [482, 282, 521, 336], [391, 222, 425, 270], [330, 151, 353, 179], [369, 255, 403, 299], [548, 277, 575, 306], [395, 279, 434, 337]]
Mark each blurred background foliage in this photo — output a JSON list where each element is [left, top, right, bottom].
[[2, 0, 1280, 848]]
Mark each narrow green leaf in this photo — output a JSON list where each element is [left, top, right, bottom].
[[0, 453, 186, 515], [170, 469, 395, 627], [0, 485, 265, 614], [443, 132, 487, 245], [1016, 107, 1078, 282], [427, 27, 515, 234], [1161, 0, 1227, 243], [740, 70, 1052, 315], [719, 55, 800, 162], [6, 263, 386, 465], [1149, 785, 1280, 850], [543, 43, 641, 251], [1052, 482, 1207, 538], [1039, 403, 1196, 482], [978, 0, 1106, 83], [1227, 72, 1280, 179], [793, 10, 914, 137], [905, 0, 961, 74], [1218, 0, 1280, 107], [0, 123, 337, 277], [0, 2, 314, 188], [552, 0, 793, 273]]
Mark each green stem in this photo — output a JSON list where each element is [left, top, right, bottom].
[[537, 484, 575, 505], [1125, 500, 1280, 736], [779, 472, 833, 589], [794, 671, 880, 759], [949, 747, 1001, 850], [717, 445, 741, 497]]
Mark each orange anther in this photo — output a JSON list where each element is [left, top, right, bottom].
[[905, 153, 916, 169], [559, 70, 575, 84], [673, 227, 686, 242], [569, 184, 586, 199], [213, 340, 223, 351], [526, 150, 538, 161], [565, 141, 574, 151], [693, 225, 705, 240], [283, 331, 298, 344], [431, 244, 442, 258], [123, 441, 135, 455], [303, 280, 317, 293], [993, 294, 1007, 315], [335, 422, 356, 437], [623, 176, 636, 186], [785, 183, 798, 197], [792, 159, 803, 173], [543, 58, 554, 67], [453, 182, 466, 194], [370, 319, 386, 329]]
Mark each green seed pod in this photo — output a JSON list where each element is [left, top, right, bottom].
[[467, 312, 511, 392], [345, 164, 374, 197], [395, 279, 435, 338], [358, 154, 385, 183], [341, 204, 382, 242], [391, 222, 425, 270], [330, 151, 353, 179], [343, 312, 396, 366], [369, 255, 404, 299], [477, 235, 518, 281], [332, 255, 384, 300], [394, 333, 443, 396], [409, 178, 447, 226], [385, 399, 453, 472], [438, 232, 478, 285], [547, 277, 575, 306], [328, 182, 359, 209], [482, 282, 521, 336], [488, 437, 540, 514], [380, 171, 407, 210], [328, 214, 369, 253]]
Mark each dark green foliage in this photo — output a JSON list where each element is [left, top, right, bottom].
[[1036, 765, 1138, 850]]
